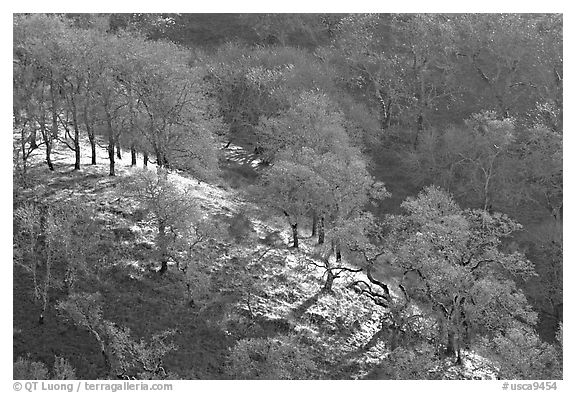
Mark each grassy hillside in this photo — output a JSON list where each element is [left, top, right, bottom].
[[15, 130, 563, 380], [12, 141, 416, 379]]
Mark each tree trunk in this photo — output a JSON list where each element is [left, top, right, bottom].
[[382, 99, 392, 129], [472, 59, 509, 119], [84, 101, 97, 165], [446, 330, 455, 354], [39, 119, 54, 171], [108, 141, 115, 176], [130, 146, 137, 166], [291, 223, 299, 248], [374, 86, 392, 130], [143, 152, 148, 167], [318, 217, 325, 244], [105, 107, 115, 176], [413, 113, 424, 148], [74, 131, 81, 170], [69, 93, 81, 171], [49, 81, 59, 139], [311, 212, 317, 237], [30, 128, 38, 149], [51, 108, 59, 139], [445, 328, 459, 362], [70, 116, 80, 170], [156, 150, 164, 168], [158, 221, 168, 274], [483, 167, 493, 213], [90, 137, 97, 165], [446, 321, 463, 364], [45, 138, 54, 171], [39, 296, 48, 325], [323, 270, 335, 293]]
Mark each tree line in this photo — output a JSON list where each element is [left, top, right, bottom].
[[14, 14, 220, 178]]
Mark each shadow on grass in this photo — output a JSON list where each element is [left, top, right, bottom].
[[13, 266, 108, 379], [290, 290, 323, 319]]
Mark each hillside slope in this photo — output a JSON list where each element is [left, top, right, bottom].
[[13, 139, 495, 380]]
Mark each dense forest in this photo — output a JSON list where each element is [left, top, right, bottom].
[[13, 13, 562, 380]]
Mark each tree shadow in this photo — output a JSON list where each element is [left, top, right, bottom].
[[289, 290, 323, 319]]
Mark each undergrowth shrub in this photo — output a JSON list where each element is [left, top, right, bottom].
[[227, 212, 256, 243], [13, 356, 49, 379], [226, 335, 318, 379], [372, 343, 441, 380], [14, 356, 77, 380]]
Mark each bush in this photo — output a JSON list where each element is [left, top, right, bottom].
[[478, 322, 562, 379], [113, 226, 137, 241], [13, 356, 77, 380], [52, 357, 77, 380], [261, 231, 284, 247], [227, 335, 317, 379], [14, 357, 49, 380], [227, 212, 256, 243], [371, 344, 441, 380]]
